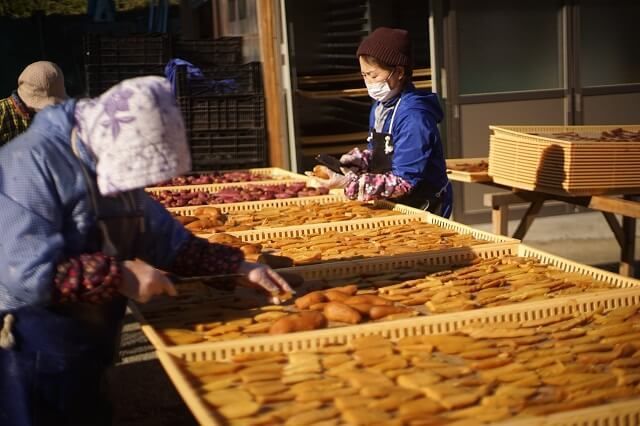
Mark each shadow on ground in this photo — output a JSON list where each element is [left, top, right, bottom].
[[112, 314, 198, 426]]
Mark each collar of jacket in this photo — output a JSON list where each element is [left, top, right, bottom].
[[10, 91, 34, 120], [31, 99, 97, 174]]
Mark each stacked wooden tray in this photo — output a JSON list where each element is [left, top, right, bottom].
[[156, 289, 640, 426], [489, 125, 640, 196]]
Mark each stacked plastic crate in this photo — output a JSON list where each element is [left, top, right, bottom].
[[84, 34, 171, 96], [175, 59, 267, 171], [84, 34, 267, 170]]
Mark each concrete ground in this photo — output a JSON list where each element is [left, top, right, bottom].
[[473, 211, 640, 273], [111, 211, 640, 425]]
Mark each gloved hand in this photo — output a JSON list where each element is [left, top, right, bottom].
[[119, 259, 178, 303], [237, 261, 295, 304], [339, 150, 368, 172], [305, 168, 350, 189]]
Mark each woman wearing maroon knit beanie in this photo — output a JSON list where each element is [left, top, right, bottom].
[[312, 27, 452, 217]]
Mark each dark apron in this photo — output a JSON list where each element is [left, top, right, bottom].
[[368, 126, 452, 217], [0, 135, 145, 426]]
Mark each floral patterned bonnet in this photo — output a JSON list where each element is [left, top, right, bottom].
[[74, 76, 191, 196]]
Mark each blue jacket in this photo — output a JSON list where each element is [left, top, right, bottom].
[[368, 84, 448, 192], [0, 100, 191, 311]]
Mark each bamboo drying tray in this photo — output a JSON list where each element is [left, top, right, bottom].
[[168, 199, 426, 222], [156, 288, 640, 426], [146, 167, 308, 194], [188, 201, 431, 236], [167, 194, 347, 217], [132, 243, 640, 351], [224, 212, 513, 245], [147, 178, 309, 197], [211, 210, 516, 264]]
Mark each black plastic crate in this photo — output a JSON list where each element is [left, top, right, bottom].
[[175, 62, 263, 97], [84, 34, 171, 66], [188, 129, 267, 169], [173, 37, 242, 66], [85, 64, 165, 96], [178, 94, 265, 131]]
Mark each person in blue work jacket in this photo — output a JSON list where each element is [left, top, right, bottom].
[[0, 76, 292, 426], [312, 27, 452, 217]]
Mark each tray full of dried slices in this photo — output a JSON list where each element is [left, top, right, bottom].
[[131, 245, 640, 351], [156, 290, 640, 425]]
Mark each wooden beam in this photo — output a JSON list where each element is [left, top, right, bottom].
[[298, 68, 432, 85], [484, 191, 640, 219], [601, 212, 624, 247], [256, 0, 286, 168], [300, 132, 368, 146], [483, 191, 533, 208], [297, 81, 432, 99], [590, 196, 640, 219]]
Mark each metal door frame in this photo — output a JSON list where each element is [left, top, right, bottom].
[[439, 0, 574, 223]]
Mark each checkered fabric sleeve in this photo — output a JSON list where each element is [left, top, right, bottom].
[[0, 94, 30, 146]]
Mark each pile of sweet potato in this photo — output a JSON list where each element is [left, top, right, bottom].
[[269, 285, 415, 334], [151, 171, 278, 187], [152, 183, 329, 207]]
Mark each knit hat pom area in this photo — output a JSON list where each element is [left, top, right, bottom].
[[356, 27, 411, 67]]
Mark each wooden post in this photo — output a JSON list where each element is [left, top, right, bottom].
[[211, 0, 221, 38], [491, 205, 509, 236], [619, 195, 638, 277], [180, 0, 198, 39], [620, 216, 636, 277], [256, 0, 287, 168]]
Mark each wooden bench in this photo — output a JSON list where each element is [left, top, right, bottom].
[[483, 191, 639, 276]]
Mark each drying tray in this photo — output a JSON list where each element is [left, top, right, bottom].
[[146, 167, 308, 194], [166, 194, 348, 217], [156, 287, 640, 426], [212, 208, 516, 258], [132, 243, 640, 351], [445, 157, 491, 183]]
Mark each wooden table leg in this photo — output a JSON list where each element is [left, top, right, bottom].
[[512, 200, 545, 240], [492, 205, 509, 236], [601, 212, 624, 247], [620, 215, 636, 277]]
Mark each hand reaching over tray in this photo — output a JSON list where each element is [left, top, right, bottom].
[[237, 261, 295, 304], [305, 165, 349, 189]]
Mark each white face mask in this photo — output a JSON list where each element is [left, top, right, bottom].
[[365, 69, 397, 102]]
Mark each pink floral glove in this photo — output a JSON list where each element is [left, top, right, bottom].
[[339, 147, 371, 173], [306, 169, 351, 189]]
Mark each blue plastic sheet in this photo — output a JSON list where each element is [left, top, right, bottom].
[[165, 58, 239, 95]]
